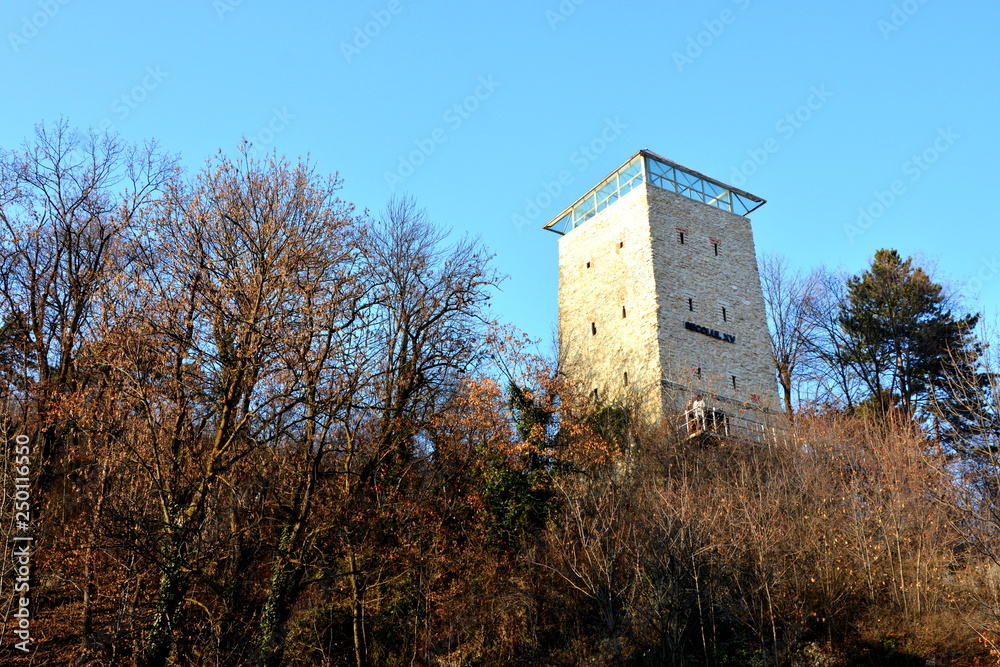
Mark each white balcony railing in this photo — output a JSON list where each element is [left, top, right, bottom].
[[683, 408, 778, 446]]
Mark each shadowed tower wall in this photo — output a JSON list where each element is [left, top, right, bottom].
[[548, 150, 777, 425]]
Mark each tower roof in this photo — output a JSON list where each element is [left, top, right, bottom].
[[543, 149, 766, 235]]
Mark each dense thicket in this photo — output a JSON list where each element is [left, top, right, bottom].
[[2, 123, 1000, 666]]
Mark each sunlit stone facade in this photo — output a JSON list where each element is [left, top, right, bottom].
[[547, 150, 778, 432]]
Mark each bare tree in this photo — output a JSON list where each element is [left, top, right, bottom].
[[759, 253, 819, 423], [0, 121, 175, 662], [333, 195, 500, 667], [798, 266, 866, 410], [88, 145, 360, 665], [0, 119, 175, 480]]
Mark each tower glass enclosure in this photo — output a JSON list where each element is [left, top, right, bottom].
[[547, 149, 778, 442], [543, 149, 765, 236]]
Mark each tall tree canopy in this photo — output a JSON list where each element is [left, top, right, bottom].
[[837, 249, 986, 434]]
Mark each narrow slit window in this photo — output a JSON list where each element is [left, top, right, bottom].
[[586, 261, 591, 269], [591, 321, 597, 336], [732, 375, 738, 390], [619, 240, 624, 249], [721, 306, 727, 322], [713, 241, 720, 256], [623, 371, 629, 386], [696, 366, 701, 378], [677, 230, 686, 245], [621, 305, 627, 318], [688, 297, 694, 312], [593, 388, 599, 402]]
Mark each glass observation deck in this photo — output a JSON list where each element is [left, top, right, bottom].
[[542, 149, 766, 235]]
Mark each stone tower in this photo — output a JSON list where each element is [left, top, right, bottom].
[[544, 149, 778, 440]]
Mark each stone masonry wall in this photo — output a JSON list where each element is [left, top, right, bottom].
[[646, 185, 778, 412], [558, 185, 664, 422], [557, 180, 779, 426]]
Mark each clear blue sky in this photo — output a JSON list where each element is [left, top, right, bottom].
[[3, 1, 998, 348]]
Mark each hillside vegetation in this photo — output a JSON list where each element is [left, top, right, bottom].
[[1, 123, 999, 666]]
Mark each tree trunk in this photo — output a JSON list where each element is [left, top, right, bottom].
[[258, 518, 305, 667], [349, 549, 368, 667], [779, 373, 795, 426], [141, 540, 185, 667], [82, 462, 111, 640]]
